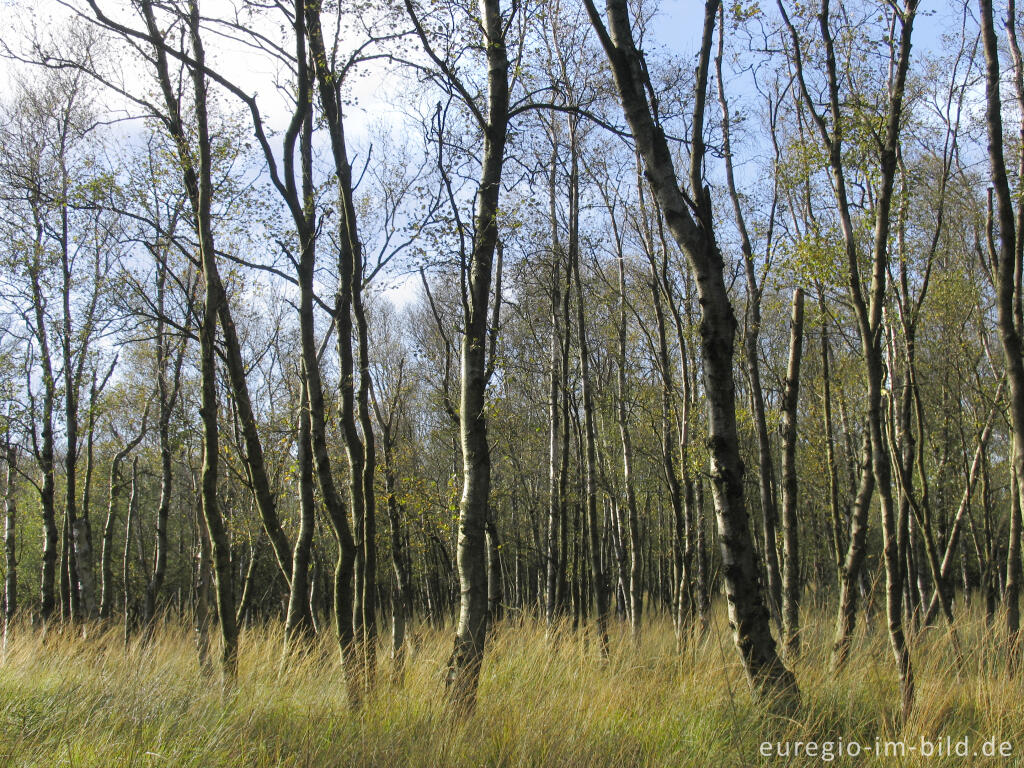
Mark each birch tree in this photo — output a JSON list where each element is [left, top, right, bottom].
[[585, 0, 797, 702]]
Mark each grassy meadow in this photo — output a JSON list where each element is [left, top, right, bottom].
[[0, 603, 1021, 767]]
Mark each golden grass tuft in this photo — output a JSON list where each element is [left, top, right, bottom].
[[2, 602, 1024, 766]]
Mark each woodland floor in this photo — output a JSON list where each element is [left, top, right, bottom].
[[0, 602, 1021, 767]]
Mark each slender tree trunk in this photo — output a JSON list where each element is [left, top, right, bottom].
[[615, 255, 642, 638], [402, 0, 509, 707], [781, 0, 918, 718], [354, 282, 379, 687], [71, 377, 100, 623], [4, 442, 17, 647], [30, 271, 58, 625], [780, 288, 804, 658], [188, 0, 237, 680], [545, 150, 564, 629], [235, 539, 258, 628], [195, 496, 213, 676], [380, 430, 413, 676], [144, 270, 184, 624], [60, 513, 73, 621], [309, 555, 322, 636], [486, 519, 503, 626], [895, 319, 922, 629], [979, 0, 1024, 675], [819, 292, 844, 583], [1008, 461, 1022, 668], [100, 470, 121, 623], [302, 0, 375, 698], [124, 458, 139, 645], [569, 124, 609, 657], [70, 505, 97, 622], [100, 425, 145, 620], [586, 0, 795, 701], [285, 372, 316, 646], [62, 278, 99, 624], [866, 184, 914, 723]]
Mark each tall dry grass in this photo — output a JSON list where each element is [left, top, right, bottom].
[[1, 602, 1022, 766]]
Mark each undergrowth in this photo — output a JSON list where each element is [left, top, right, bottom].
[[0, 602, 1021, 766]]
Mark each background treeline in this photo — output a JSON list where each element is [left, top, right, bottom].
[[0, 0, 1015, 718]]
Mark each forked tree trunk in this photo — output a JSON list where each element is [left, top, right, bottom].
[[781, 0, 919, 718], [107, 0, 298, 595], [832, 431, 873, 668], [187, 0, 237, 680], [714, 20, 784, 623], [282, 36, 321, 648], [99, 418, 146, 620], [302, 0, 376, 698], [130, 0, 260, 679]]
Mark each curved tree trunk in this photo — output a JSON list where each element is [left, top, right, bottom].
[[283, 38, 321, 646], [781, 0, 919, 718], [401, 0, 509, 708], [585, 0, 795, 702], [303, 0, 375, 700], [187, 0, 237, 680]]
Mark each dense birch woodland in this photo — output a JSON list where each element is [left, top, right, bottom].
[[5, 0, 1024, 759]]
